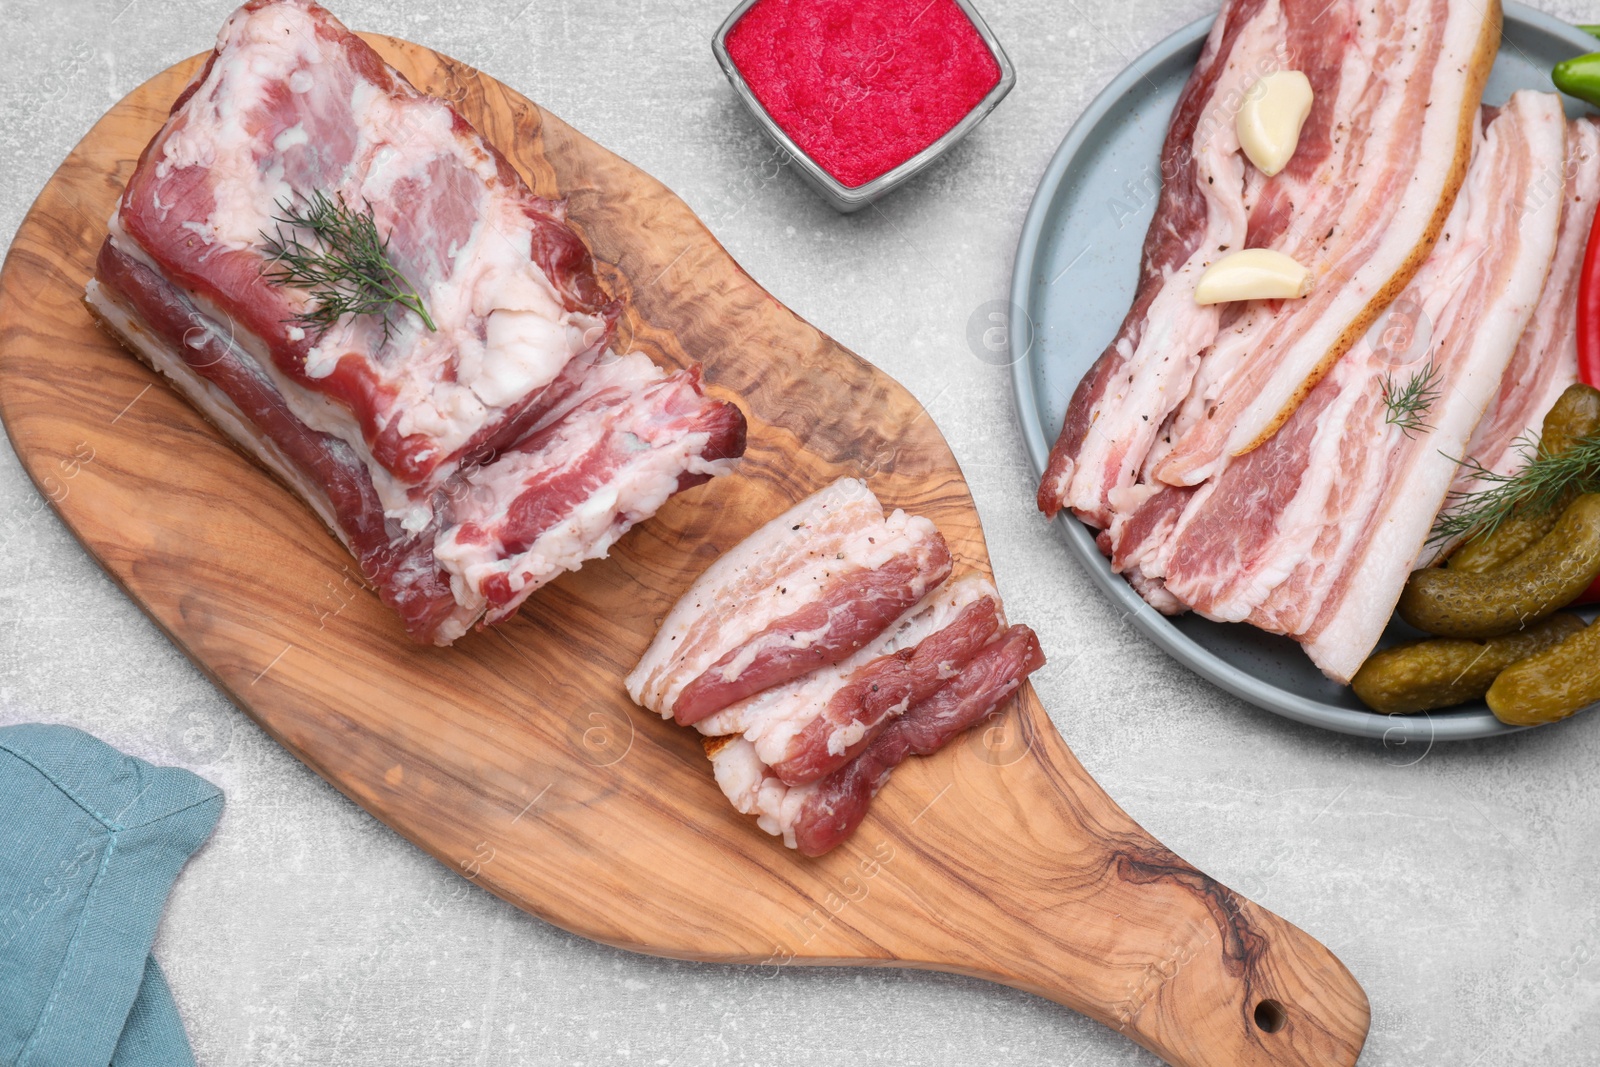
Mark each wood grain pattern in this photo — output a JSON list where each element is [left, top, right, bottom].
[[0, 36, 1369, 1067]]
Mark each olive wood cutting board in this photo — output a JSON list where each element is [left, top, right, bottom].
[[0, 36, 1369, 1067]]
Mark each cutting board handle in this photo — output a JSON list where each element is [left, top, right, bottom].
[[910, 691, 1369, 1067], [1013, 856, 1368, 1067]]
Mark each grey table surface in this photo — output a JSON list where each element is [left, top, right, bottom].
[[3, 0, 1599, 1063]]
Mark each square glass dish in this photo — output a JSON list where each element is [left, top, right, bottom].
[[712, 0, 1016, 213]]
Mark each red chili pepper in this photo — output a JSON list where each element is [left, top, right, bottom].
[[1574, 206, 1600, 604], [1580, 197, 1600, 389]]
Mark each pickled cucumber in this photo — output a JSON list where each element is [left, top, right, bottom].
[[1486, 619, 1600, 726], [1450, 512, 1561, 575], [1450, 384, 1600, 574], [1399, 494, 1600, 638], [1351, 615, 1585, 714], [1541, 384, 1600, 455]]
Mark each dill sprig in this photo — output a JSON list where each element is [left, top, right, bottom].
[[1431, 431, 1600, 545], [260, 191, 436, 341], [1382, 359, 1443, 438]]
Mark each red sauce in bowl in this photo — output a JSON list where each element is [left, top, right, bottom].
[[725, 0, 1002, 189]]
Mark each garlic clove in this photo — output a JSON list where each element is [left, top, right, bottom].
[[1236, 70, 1314, 178], [1194, 248, 1313, 305]]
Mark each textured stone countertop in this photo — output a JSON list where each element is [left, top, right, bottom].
[[4, 1, 1600, 1063]]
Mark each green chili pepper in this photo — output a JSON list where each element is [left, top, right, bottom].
[[1583, 25, 1600, 40], [1554, 51, 1600, 108]]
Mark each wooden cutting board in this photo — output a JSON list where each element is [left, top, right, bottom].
[[0, 36, 1369, 1067]]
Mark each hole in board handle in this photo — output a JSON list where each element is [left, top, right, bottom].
[[1254, 999, 1287, 1034]]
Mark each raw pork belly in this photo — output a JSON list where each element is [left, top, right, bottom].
[[629, 480, 1044, 855], [709, 624, 1045, 856], [1149, 0, 1503, 487], [1453, 117, 1600, 493], [435, 352, 747, 626], [85, 0, 746, 644], [1039, 0, 1501, 522], [695, 573, 1002, 784], [625, 478, 952, 725], [1032, 0, 1600, 681], [1117, 93, 1569, 681]]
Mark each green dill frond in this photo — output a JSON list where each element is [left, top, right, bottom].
[[1431, 431, 1600, 545], [1382, 359, 1443, 439], [259, 190, 436, 342]]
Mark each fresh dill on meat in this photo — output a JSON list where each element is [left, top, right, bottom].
[[1431, 432, 1600, 545], [1381, 359, 1443, 438], [260, 190, 436, 341]]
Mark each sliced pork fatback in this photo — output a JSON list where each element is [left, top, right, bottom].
[[628, 480, 1046, 855], [694, 573, 1002, 777], [1139, 93, 1567, 681], [625, 478, 952, 724], [1452, 117, 1600, 497], [1151, 0, 1503, 487], [1034, 0, 1279, 525], [1041, 0, 1503, 521], [768, 593, 1002, 786], [709, 625, 1046, 856]]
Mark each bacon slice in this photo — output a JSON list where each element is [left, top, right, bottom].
[[694, 574, 1001, 771], [1149, 0, 1502, 488], [1035, 0, 1278, 525], [1451, 117, 1600, 499], [709, 625, 1046, 856], [625, 478, 952, 723], [629, 483, 1046, 853], [669, 545, 952, 724], [87, 0, 746, 645], [1296, 104, 1566, 680], [1124, 93, 1568, 681], [768, 595, 1000, 786], [1041, 0, 1503, 521]]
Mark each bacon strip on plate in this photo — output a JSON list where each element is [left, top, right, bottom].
[[1149, 0, 1503, 487], [1120, 92, 1569, 682], [1040, 0, 1503, 522], [1451, 117, 1600, 496], [1035, 0, 1281, 526]]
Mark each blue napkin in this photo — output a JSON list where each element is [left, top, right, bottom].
[[0, 723, 222, 1067]]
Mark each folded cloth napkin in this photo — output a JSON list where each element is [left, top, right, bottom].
[[0, 723, 223, 1067]]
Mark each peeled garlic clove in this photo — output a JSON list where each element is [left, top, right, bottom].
[[1236, 70, 1314, 177], [1194, 249, 1313, 305]]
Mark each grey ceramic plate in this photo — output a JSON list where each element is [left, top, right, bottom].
[[1010, 3, 1600, 742]]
